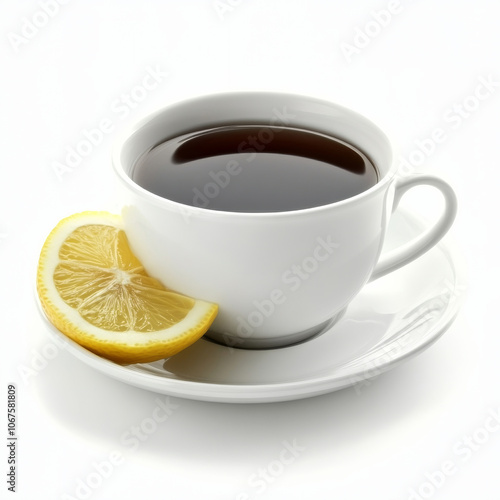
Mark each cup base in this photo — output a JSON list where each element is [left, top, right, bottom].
[[204, 307, 347, 350]]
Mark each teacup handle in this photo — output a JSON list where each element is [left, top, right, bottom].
[[369, 174, 458, 281]]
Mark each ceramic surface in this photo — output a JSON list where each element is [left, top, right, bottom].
[[36, 209, 464, 403], [112, 92, 457, 346]]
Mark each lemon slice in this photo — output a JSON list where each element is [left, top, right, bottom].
[[36, 211, 218, 364]]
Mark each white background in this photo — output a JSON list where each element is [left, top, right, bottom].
[[1, 0, 499, 499]]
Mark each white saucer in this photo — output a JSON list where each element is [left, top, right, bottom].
[[36, 208, 465, 403]]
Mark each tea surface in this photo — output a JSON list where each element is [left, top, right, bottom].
[[132, 126, 378, 212]]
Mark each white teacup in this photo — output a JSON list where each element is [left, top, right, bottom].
[[112, 92, 457, 349]]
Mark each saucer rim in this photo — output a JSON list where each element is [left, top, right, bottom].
[[38, 301, 461, 403]]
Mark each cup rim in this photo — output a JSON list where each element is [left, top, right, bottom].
[[112, 91, 398, 218]]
